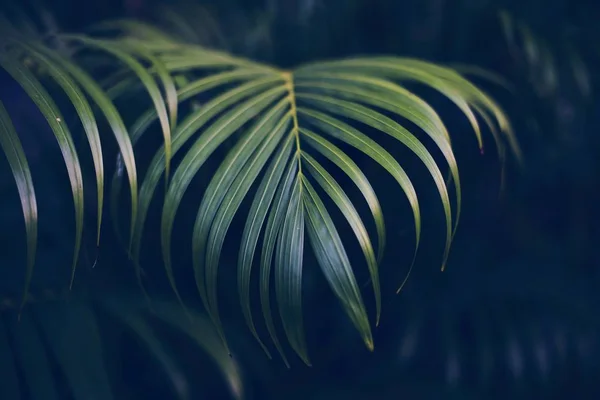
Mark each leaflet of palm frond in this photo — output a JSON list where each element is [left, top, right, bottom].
[[0, 51, 85, 290], [14, 40, 104, 246], [294, 73, 458, 236], [295, 57, 521, 162], [258, 156, 297, 367], [60, 35, 173, 180], [0, 100, 37, 310], [137, 78, 284, 316]]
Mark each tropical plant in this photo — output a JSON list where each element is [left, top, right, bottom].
[[0, 4, 521, 375]]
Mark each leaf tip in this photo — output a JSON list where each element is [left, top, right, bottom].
[[17, 296, 27, 321], [298, 351, 312, 367], [68, 267, 76, 290], [254, 336, 273, 360], [213, 325, 232, 357], [396, 258, 415, 295]]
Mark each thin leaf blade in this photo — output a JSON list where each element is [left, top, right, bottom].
[[275, 176, 309, 364], [0, 100, 38, 308], [300, 128, 385, 262], [0, 52, 85, 289], [38, 46, 139, 253], [62, 35, 173, 179], [19, 41, 105, 246], [238, 136, 294, 358], [302, 177, 373, 351], [301, 152, 380, 325]]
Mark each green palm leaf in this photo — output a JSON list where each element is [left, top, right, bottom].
[[1, 17, 519, 366], [105, 34, 518, 364]]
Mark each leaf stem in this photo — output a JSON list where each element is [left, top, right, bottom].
[[282, 71, 303, 179]]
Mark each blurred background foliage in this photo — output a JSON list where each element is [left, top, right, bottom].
[[0, 0, 599, 399]]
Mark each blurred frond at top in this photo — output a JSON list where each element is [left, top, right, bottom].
[[499, 9, 591, 100], [147, 0, 227, 48], [121, 0, 275, 58]]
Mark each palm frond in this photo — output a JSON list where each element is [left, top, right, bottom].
[[499, 10, 591, 99], [1, 14, 520, 366], [102, 26, 519, 364]]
